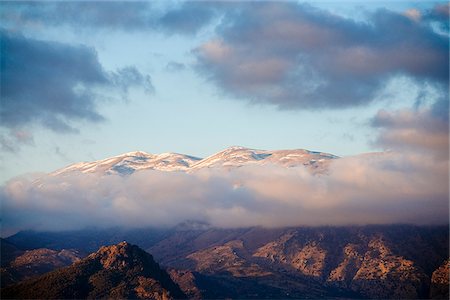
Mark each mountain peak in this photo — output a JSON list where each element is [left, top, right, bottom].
[[46, 146, 339, 179], [224, 145, 252, 151], [3, 242, 186, 299], [118, 151, 154, 158], [89, 241, 147, 270]]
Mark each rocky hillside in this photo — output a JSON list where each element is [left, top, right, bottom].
[[3, 225, 448, 299], [430, 259, 450, 299], [1, 245, 82, 286], [146, 225, 448, 299], [1, 242, 185, 299]]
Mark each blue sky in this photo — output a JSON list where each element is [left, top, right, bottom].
[[0, 1, 448, 184]]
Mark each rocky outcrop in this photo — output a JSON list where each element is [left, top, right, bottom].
[[291, 242, 327, 277], [1, 242, 185, 299], [187, 240, 271, 277], [349, 237, 427, 299], [253, 232, 294, 263], [327, 243, 363, 285], [430, 259, 449, 299], [253, 232, 431, 298], [168, 269, 202, 300]]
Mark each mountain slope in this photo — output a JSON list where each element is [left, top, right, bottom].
[[190, 146, 338, 172], [146, 225, 447, 299], [1, 246, 82, 286], [430, 259, 449, 299], [3, 226, 448, 299], [1, 241, 185, 299], [0, 238, 23, 267], [50, 151, 201, 177], [45, 146, 338, 178]]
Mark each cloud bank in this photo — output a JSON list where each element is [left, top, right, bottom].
[[372, 106, 449, 159], [195, 2, 448, 109], [2, 150, 448, 234]]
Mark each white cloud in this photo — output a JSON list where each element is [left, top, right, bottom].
[[2, 149, 447, 235]]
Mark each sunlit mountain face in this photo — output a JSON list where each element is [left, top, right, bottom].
[[0, 0, 448, 299], [2, 226, 449, 299], [48, 146, 337, 176]]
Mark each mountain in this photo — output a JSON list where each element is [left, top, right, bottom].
[[147, 225, 447, 299], [5, 225, 448, 299], [430, 259, 449, 299], [0, 238, 23, 267], [1, 241, 82, 286], [3, 147, 447, 298], [50, 151, 201, 177], [45, 146, 338, 178], [190, 146, 338, 172], [1, 241, 185, 299]]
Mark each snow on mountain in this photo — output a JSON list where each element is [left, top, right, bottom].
[[50, 151, 202, 177], [190, 146, 338, 172], [48, 146, 339, 177]]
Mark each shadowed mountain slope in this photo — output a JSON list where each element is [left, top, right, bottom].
[[1, 241, 185, 299]]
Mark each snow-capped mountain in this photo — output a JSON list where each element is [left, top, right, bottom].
[[50, 146, 339, 177], [190, 146, 338, 171], [50, 151, 201, 177]]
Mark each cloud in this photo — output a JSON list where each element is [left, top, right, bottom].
[[1, 149, 448, 234], [371, 100, 449, 160], [158, 1, 219, 35], [404, 8, 421, 22], [1, 2, 156, 31], [1, 1, 219, 35], [165, 61, 186, 72], [0, 30, 152, 140], [423, 3, 450, 32], [5, 1, 445, 111], [194, 2, 448, 109], [110, 66, 155, 95], [0, 130, 34, 153], [1, 30, 106, 131]]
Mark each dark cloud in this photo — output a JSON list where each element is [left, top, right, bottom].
[[423, 3, 450, 32], [194, 2, 448, 109], [1, 30, 107, 132], [158, 2, 219, 34], [1, 2, 156, 31], [0, 30, 152, 136], [1, 1, 220, 35]]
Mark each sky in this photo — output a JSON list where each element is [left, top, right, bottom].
[[0, 0, 447, 184], [0, 1, 449, 234]]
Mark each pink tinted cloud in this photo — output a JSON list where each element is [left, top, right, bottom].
[[2, 149, 447, 234]]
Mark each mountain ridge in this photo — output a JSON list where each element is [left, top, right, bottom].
[[1, 241, 186, 299], [3, 225, 448, 299], [47, 146, 339, 178]]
